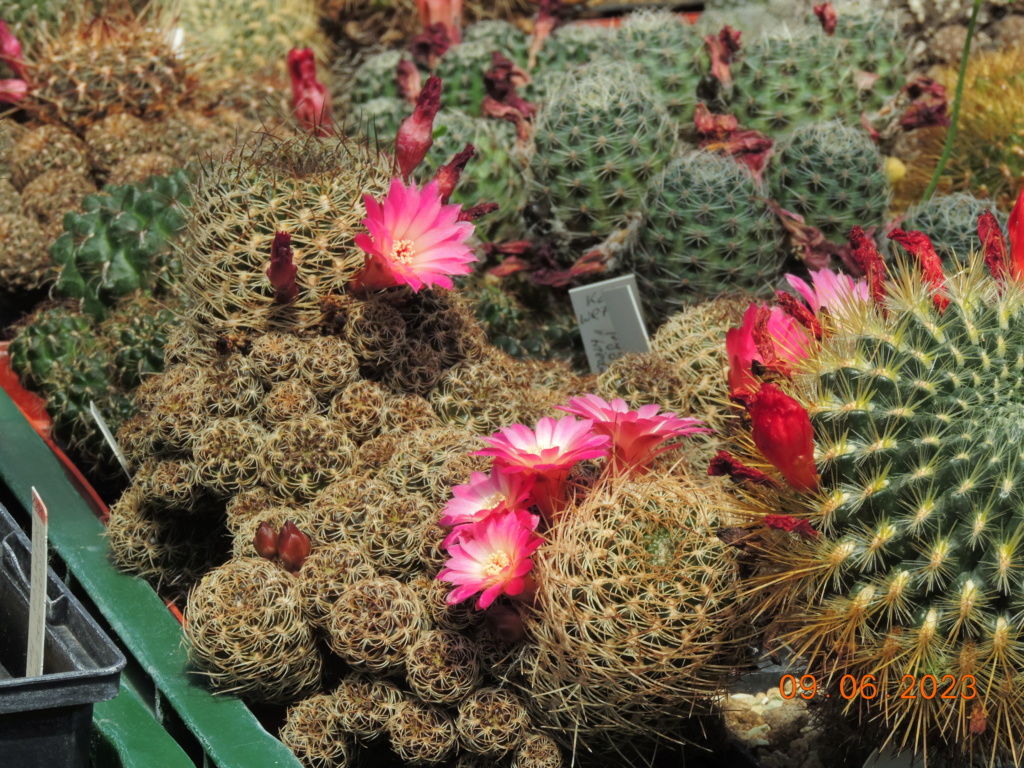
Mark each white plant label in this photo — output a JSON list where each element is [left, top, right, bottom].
[[26, 487, 48, 678], [569, 274, 650, 374]]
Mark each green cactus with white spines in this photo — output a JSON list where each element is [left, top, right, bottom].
[[50, 169, 193, 319], [723, 251, 1024, 762], [417, 110, 526, 240], [527, 60, 678, 257], [346, 49, 415, 108], [831, 5, 907, 112], [435, 40, 501, 116], [901, 193, 1008, 267], [101, 297, 182, 390], [767, 120, 890, 244], [728, 27, 857, 133], [629, 151, 786, 321], [344, 96, 408, 146], [461, 20, 529, 66], [614, 11, 705, 124]]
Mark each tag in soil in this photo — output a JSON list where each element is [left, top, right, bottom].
[[91, 401, 131, 480], [26, 487, 48, 678], [569, 274, 649, 373]]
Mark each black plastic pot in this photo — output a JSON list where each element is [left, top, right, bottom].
[[0, 502, 125, 768]]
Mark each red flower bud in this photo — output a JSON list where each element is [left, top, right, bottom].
[[888, 228, 949, 312], [1010, 185, 1024, 283], [434, 143, 475, 203], [978, 210, 1008, 284], [267, 231, 299, 304], [287, 48, 333, 137], [813, 3, 837, 35], [457, 201, 499, 222], [254, 522, 278, 560], [747, 383, 818, 493], [277, 521, 311, 573], [396, 75, 442, 180]]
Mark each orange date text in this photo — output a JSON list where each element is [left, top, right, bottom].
[[778, 674, 977, 700]]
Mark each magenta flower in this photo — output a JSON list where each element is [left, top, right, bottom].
[[474, 416, 610, 519], [439, 470, 535, 546], [726, 303, 812, 398], [438, 511, 543, 610], [351, 178, 477, 294], [557, 395, 711, 474], [785, 267, 869, 316]]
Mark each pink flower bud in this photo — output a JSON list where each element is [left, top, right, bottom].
[[0, 20, 25, 79], [396, 59, 422, 104], [287, 48, 333, 137], [266, 231, 299, 304], [434, 143, 475, 203], [254, 522, 279, 560], [277, 521, 311, 573], [0, 77, 26, 103], [396, 75, 442, 180], [747, 383, 818, 493]]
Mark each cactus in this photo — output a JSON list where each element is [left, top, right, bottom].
[[435, 40, 500, 116], [528, 60, 678, 256], [521, 476, 742, 754], [629, 151, 787, 320], [901, 192, 1009, 266], [181, 132, 395, 335], [728, 27, 856, 134], [51, 169, 193, 318], [100, 297, 182, 390], [23, 5, 201, 131], [343, 96, 408, 145], [344, 49, 414, 108], [172, 0, 326, 81], [185, 557, 324, 702], [9, 124, 89, 191], [767, 120, 890, 244], [831, 5, 908, 112], [20, 168, 97, 240], [615, 10, 705, 123], [0, 213, 51, 293], [462, 20, 530, 66], [722, 252, 1024, 763]]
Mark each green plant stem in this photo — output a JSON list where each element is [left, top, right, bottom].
[[922, 0, 983, 202]]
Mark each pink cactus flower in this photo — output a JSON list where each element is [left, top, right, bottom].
[[438, 510, 543, 610], [726, 303, 812, 398], [785, 267, 869, 316], [351, 177, 477, 294], [440, 470, 535, 545], [474, 416, 610, 519], [556, 395, 711, 474]]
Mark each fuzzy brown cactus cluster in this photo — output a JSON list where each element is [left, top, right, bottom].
[[100, 122, 608, 764], [0, 3, 269, 295]]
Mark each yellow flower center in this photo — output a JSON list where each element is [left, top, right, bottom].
[[482, 551, 512, 577], [481, 493, 504, 509], [391, 239, 416, 265]]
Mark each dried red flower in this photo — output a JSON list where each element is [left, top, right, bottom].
[[978, 211, 1008, 284], [813, 3, 837, 35], [764, 514, 818, 540], [887, 228, 949, 311], [849, 226, 887, 310], [434, 143, 475, 203], [708, 450, 781, 488]]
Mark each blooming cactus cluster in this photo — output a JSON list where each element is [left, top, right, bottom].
[[437, 398, 710, 609]]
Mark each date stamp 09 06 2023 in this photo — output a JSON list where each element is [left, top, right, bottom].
[[779, 673, 979, 701]]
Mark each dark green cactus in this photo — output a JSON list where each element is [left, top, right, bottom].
[[528, 60, 678, 257], [50, 168, 192, 318], [767, 120, 890, 244], [630, 151, 787, 321]]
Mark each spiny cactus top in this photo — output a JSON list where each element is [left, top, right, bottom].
[[722, 222, 1024, 761]]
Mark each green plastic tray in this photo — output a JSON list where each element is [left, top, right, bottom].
[[0, 387, 302, 768]]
